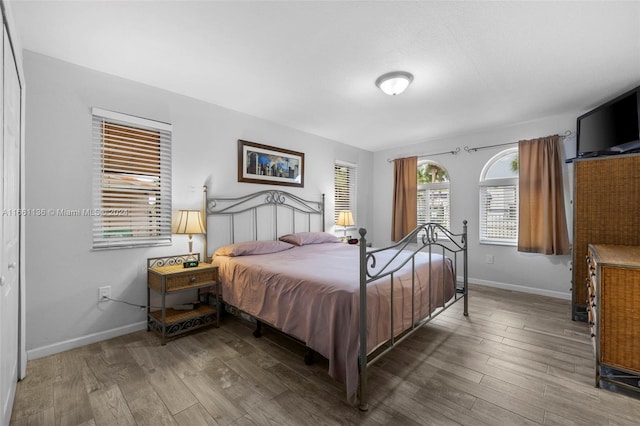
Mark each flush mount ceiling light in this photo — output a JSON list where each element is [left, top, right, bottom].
[[375, 71, 414, 96]]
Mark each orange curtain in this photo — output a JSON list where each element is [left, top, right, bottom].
[[391, 156, 417, 241], [518, 135, 570, 255]]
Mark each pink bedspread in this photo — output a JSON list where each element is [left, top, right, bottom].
[[212, 242, 455, 398]]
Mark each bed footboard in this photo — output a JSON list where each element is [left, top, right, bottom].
[[357, 221, 468, 411]]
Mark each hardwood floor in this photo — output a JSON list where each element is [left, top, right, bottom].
[[10, 285, 640, 425]]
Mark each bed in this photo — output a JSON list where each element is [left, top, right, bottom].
[[202, 187, 468, 410]]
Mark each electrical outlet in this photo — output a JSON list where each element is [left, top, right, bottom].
[[99, 286, 111, 301], [485, 254, 494, 264]]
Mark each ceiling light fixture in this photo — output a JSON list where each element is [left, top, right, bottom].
[[375, 71, 414, 96]]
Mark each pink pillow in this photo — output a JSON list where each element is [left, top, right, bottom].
[[278, 232, 340, 246], [213, 240, 293, 257]]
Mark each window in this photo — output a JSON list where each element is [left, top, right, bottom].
[[334, 161, 356, 224], [417, 161, 450, 235], [92, 108, 172, 249], [479, 148, 518, 245]]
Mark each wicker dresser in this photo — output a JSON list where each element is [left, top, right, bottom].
[[572, 154, 640, 321], [587, 244, 640, 395]]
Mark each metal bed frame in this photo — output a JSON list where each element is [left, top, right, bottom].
[[202, 186, 468, 411]]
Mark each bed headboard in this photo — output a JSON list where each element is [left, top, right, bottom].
[[202, 186, 325, 259]]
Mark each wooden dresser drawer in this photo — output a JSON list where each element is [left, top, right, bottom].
[[587, 244, 640, 396]]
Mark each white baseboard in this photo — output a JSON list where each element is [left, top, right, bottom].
[[461, 276, 571, 300], [27, 321, 147, 360]]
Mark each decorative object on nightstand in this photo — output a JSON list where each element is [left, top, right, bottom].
[[175, 209, 205, 255], [336, 210, 354, 239], [147, 254, 221, 345]]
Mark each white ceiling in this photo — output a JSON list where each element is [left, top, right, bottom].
[[9, 0, 640, 152]]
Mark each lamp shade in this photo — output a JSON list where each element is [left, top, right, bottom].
[[375, 71, 414, 96], [336, 210, 355, 227], [175, 210, 205, 235]]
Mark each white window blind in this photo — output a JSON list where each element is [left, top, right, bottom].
[[418, 186, 451, 230], [334, 162, 356, 224], [480, 184, 518, 243], [92, 108, 172, 249], [479, 148, 519, 245], [417, 161, 450, 239]]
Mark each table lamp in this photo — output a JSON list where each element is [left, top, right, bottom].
[[175, 209, 205, 253], [336, 210, 354, 239]]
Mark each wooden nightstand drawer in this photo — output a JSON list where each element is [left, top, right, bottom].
[[164, 269, 216, 291], [148, 263, 218, 292]]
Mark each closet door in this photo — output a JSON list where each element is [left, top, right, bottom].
[[1, 22, 21, 426]]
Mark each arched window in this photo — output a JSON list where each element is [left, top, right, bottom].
[[417, 160, 450, 232], [479, 148, 518, 245]]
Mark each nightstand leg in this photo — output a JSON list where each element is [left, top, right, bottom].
[[161, 289, 166, 345], [146, 286, 150, 331], [216, 283, 221, 327]]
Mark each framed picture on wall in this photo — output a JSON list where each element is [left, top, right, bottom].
[[238, 140, 305, 187]]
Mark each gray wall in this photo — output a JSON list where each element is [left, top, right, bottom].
[[24, 51, 373, 357], [371, 115, 577, 299]]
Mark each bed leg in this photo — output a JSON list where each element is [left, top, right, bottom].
[[463, 283, 469, 317], [462, 286, 469, 317], [253, 320, 263, 338], [303, 348, 316, 365], [358, 382, 369, 412], [462, 219, 469, 317]]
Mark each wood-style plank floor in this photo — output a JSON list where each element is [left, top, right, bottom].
[[10, 285, 640, 425]]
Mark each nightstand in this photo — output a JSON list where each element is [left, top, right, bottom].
[[147, 254, 220, 345]]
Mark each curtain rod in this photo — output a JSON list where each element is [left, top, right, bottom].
[[387, 131, 575, 161], [464, 130, 574, 153], [386, 147, 460, 163]]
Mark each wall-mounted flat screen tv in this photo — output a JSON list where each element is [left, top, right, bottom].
[[576, 86, 640, 158]]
